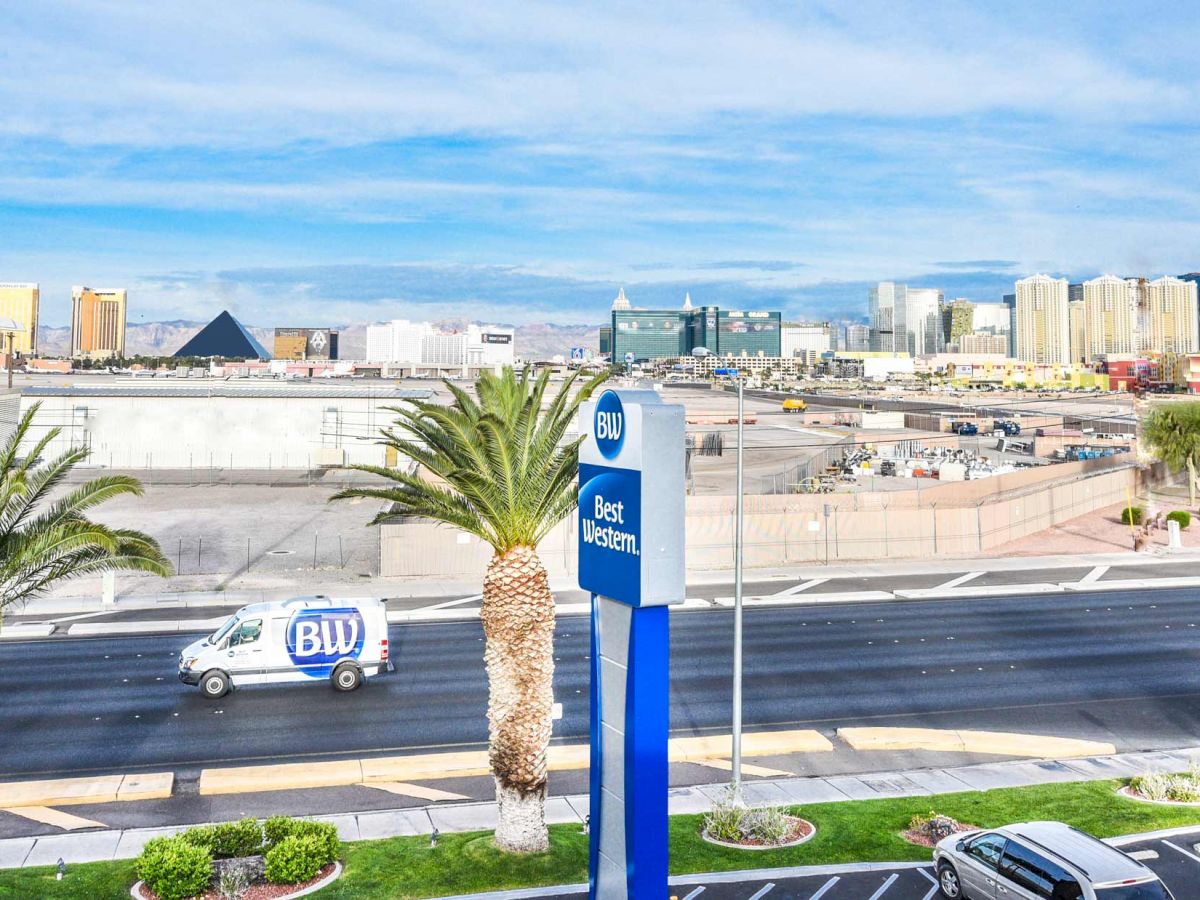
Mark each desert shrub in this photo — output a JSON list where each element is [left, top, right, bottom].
[[909, 811, 962, 842], [702, 785, 797, 845], [182, 818, 263, 859], [264, 835, 326, 884], [217, 866, 250, 900], [137, 835, 213, 900], [1167, 510, 1191, 529], [1131, 768, 1200, 802], [1121, 505, 1145, 525]]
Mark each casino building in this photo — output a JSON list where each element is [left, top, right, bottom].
[[608, 289, 781, 362]]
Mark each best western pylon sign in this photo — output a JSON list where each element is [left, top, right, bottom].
[[578, 389, 684, 899]]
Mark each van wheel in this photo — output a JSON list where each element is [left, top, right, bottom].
[[332, 663, 362, 692], [937, 861, 963, 899], [200, 670, 230, 699]]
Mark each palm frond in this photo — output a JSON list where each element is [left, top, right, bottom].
[[335, 365, 608, 552]]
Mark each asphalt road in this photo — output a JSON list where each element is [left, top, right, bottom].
[[3, 588, 1200, 779]]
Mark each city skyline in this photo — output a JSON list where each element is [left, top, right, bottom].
[[3, 3, 1200, 327]]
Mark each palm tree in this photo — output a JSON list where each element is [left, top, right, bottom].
[[333, 366, 607, 852], [1142, 402, 1200, 505], [0, 404, 171, 611]]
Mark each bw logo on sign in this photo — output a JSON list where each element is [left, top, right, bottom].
[[594, 390, 625, 459]]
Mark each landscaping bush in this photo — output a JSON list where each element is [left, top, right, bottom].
[[137, 835, 213, 900], [182, 818, 263, 859], [1130, 767, 1200, 803], [262, 817, 339, 864], [702, 785, 797, 845], [1121, 505, 1145, 525], [264, 835, 327, 885], [1167, 510, 1191, 529]]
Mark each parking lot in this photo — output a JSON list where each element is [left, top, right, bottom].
[[529, 827, 1200, 900]]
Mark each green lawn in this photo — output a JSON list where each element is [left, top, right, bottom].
[[6, 778, 1200, 899]]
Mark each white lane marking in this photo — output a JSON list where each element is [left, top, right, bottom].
[[920, 886, 938, 900], [808, 877, 840, 900], [917, 868, 937, 884], [771, 578, 830, 598], [747, 884, 775, 900], [358, 782, 469, 802], [1080, 565, 1109, 584], [933, 571, 984, 590], [682, 889, 706, 900], [1128, 849, 1159, 860], [422, 594, 484, 611], [1163, 840, 1200, 864], [867, 873, 899, 900]]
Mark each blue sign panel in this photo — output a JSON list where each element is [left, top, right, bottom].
[[286, 608, 365, 677], [570, 346, 586, 362], [578, 463, 641, 606]]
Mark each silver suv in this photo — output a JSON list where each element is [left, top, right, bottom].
[[933, 821, 1174, 900]]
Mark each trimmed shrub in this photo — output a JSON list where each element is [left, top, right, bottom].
[[1121, 505, 1145, 525], [264, 835, 326, 885], [181, 818, 263, 859], [137, 835, 213, 900], [1168, 510, 1191, 530], [702, 785, 797, 845], [263, 817, 339, 864]]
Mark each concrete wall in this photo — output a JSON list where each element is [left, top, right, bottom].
[[19, 393, 403, 469], [380, 458, 1138, 578]]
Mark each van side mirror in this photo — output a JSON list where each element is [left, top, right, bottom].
[[956, 839, 966, 853]]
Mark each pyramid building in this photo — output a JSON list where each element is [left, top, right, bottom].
[[174, 311, 271, 359]]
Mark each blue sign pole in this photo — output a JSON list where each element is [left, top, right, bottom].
[[579, 389, 684, 899]]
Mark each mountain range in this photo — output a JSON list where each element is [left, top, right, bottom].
[[35, 319, 601, 361]]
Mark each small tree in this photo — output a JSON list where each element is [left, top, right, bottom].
[[0, 404, 171, 611], [1142, 403, 1200, 506]]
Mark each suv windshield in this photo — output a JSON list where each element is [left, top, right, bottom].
[[1096, 882, 1173, 900], [208, 615, 239, 645]]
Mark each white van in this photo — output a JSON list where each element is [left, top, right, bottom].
[[178, 596, 391, 699]]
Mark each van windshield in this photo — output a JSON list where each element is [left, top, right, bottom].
[[209, 615, 239, 645]]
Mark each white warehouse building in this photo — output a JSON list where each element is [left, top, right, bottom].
[[18, 384, 432, 470]]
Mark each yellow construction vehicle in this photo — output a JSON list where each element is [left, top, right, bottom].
[[782, 398, 808, 413]]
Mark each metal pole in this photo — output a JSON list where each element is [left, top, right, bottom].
[[732, 373, 744, 799], [6, 332, 12, 390]]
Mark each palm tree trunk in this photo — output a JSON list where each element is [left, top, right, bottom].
[[481, 545, 555, 852], [1189, 455, 1197, 508]]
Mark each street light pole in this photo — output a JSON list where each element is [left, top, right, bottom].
[[6, 331, 13, 390], [732, 370, 744, 799]]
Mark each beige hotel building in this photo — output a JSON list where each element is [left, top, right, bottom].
[[0, 283, 39, 356]]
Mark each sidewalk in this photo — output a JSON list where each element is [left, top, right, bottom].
[[5, 744, 1197, 870]]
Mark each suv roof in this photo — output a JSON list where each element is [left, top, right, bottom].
[[1002, 822, 1151, 884]]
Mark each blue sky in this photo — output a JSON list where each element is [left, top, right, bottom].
[[3, 1, 1199, 328]]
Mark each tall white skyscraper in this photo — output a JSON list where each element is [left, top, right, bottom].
[[1014, 274, 1070, 363], [366, 319, 433, 363], [1145, 276, 1198, 354], [1081, 274, 1137, 361], [868, 282, 900, 351]]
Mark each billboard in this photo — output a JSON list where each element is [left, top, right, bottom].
[[273, 328, 339, 360]]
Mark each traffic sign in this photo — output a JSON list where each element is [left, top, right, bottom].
[[624, 351, 635, 364], [570, 346, 586, 362]]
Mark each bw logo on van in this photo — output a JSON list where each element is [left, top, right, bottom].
[[286, 608, 365, 677], [594, 390, 625, 460]]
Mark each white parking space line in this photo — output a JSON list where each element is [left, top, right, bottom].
[[933, 572, 984, 590], [1163, 840, 1200, 864], [866, 873, 899, 900], [770, 578, 830, 598], [1128, 849, 1159, 860], [682, 888, 705, 900], [807, 877, 839, 900], [1080, 565, 1110, 584], [747, 884, 775, 900], [917, 867, 938, 900], [422, 594, 483, 611]]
